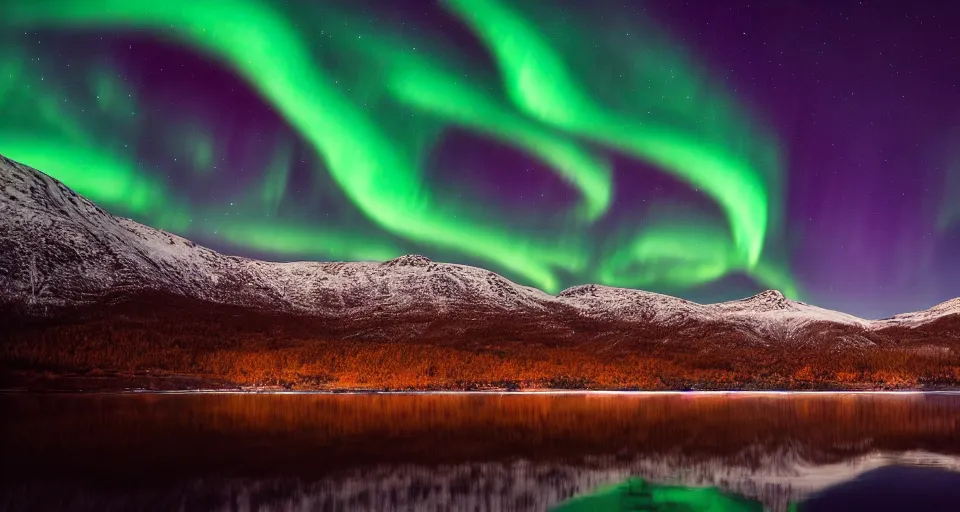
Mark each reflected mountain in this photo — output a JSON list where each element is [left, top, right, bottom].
[[3, 393, 960, 511], [802, 465, 960, 512]]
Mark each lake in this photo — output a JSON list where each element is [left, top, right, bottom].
[[2, 392, 960, 511]]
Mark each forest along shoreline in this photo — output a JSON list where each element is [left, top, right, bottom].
[[3, 291, 959, 394], [3, 368, 960, 393]]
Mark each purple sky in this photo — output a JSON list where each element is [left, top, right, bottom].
[[646, 0, 959, 317]]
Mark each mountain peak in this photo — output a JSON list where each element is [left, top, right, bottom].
[[715, 289, 791, 313], [749, 289, 788, 307], [556, 284, 601, 298], [381, 254, 432, 268]]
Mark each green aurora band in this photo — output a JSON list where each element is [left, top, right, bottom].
[[443, 0, 776, 267], [0, 0, 799, 297]]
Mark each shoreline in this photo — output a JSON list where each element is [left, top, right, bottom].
[[4, 383, 960, 396], [6, 390, 960, 396], [63, 389, 960, 395], [5, 368, 960, 394]]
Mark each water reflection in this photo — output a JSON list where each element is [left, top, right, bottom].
[[554, 466, 960, 512], [801, 465, 960, 511], [552, 477, 763, 511], [2, 393, 960, 511]]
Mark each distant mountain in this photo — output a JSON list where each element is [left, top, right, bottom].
[[1, 153, 958, 390], [1, 154, 954, 335]]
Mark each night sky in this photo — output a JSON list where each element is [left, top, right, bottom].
[[0, 0, 957, 318]]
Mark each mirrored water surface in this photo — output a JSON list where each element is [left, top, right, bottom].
[[2, 392, 960, 511]]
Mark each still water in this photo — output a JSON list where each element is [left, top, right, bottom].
[[2, 392, 960, 511]]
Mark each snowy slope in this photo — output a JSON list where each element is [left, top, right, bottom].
[[0, 153, 956, 337], [557, 284, 708, 326], [712, 290, 865, 325], [873, 297, 960, 328], [0, 155, 558, 317], [557, 286, 871, 336], [708, 290, 873, 343]]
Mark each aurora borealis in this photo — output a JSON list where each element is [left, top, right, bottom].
[[0, 0, 957, 318]]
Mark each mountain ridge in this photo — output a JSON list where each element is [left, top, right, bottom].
[[1, 153, 956, 330]]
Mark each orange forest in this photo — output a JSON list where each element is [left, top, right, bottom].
[[3, 294, 959, 391]]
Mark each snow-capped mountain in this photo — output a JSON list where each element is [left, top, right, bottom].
[[0, 154, 956, 344], [0, 154, 557, 317], [874, 297, 960, 327]]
